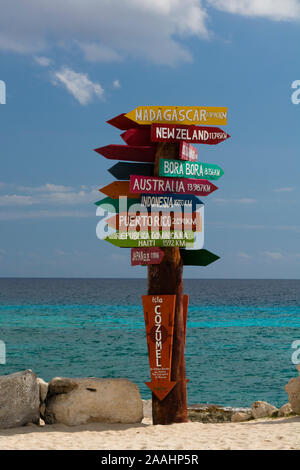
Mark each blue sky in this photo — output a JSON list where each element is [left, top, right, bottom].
[[0, 0, 300, 278]]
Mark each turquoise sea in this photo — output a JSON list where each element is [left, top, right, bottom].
[[0, 278, 299, 408]]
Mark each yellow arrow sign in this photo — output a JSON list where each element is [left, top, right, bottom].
[[125, 106, 228, 126]]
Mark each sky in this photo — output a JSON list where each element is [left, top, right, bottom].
[[0, 0, 300, 279]]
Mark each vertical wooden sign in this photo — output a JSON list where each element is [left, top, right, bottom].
[[142, 295, 177, 401]]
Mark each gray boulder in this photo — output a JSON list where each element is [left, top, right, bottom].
[[278, 403, 294, 417], [251, 401, 278, 419], [285, 365, 300, 415], [44, 377, 143, 426], [0, 370, 40, 428]]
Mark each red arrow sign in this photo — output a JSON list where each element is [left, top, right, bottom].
[[131, 247, 164, 266], [121, 128, 153, 146], [94, 145, 156, 162], [151, 123, 230, 145], [142, 294, 177, 401], [107, 113, 147, 130], [99, 181, 137, 199], [130, 175, 218, 197]]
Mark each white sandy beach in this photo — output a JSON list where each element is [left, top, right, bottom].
[[0, 417, 299, 450]]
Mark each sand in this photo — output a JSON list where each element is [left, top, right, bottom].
[[0, 416, 299, 450]]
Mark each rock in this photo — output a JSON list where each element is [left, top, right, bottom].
[[188, 404, 252, 423], [251, 401, 278, 419], [37, 378, 48, 403], [0, 370, 40, 428], [44, 377, 143, 426], [231, 411, 252, 422], [285, 365, 300, 415], [278, 403, 294, 417], [142, 399, 152, 419], [40, 403, 46, 417]]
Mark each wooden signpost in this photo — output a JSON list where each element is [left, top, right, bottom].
[[151, 123, 230, 145], [142, 295, 177, 401], [125, 106, 228, 126], [94, 145, 155, 162], [130, 175, 218, 197], [94, 104, 229, 425], [131, 247, 165, 266], [159, 158, 224, 181]]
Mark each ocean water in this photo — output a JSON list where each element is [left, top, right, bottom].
[[0, 278, 299, 408]]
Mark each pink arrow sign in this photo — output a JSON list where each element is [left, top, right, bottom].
[[130, 175, 218, 196], [131, 247, 165, 266], [151, 123, 230, 145], [121, 128, 153, 146], [94, 145, 156, 162], [180, 141, 198, 161]]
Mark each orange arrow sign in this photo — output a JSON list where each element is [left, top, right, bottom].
[[106, 212, 202, 232], [99, 181, 138, 199], [142, 294, 177, 401]]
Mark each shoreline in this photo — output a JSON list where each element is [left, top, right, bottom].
[[0, 416, 299, 450]]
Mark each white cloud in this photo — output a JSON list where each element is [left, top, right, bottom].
[[53, 68, 104, 105], [272, 187, 295, 193], [213, 197, 257, 204], [238, 251, 252, 259], [19, 183, 74, 193], [34, 56, 53, 67], [0, 194, 33, 206], [262, 251, 284, 260], [0, 0, 208, 65], [208, 0, 300, 21], [0, 184, 99, 207], [0, 210, 93, 220], [113, 79, 121, 89]]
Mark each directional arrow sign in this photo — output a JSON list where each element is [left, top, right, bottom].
[[104, 231, 195, 248], [125, 106, 228, 126], [131, 247, 164, 266], [142, 295, 177, 401], [106, 211, 202, 232], [121, 128, 152, 146], [140, 194, 203, 212], [180, 249, 220, 266], [94, 145, 156, 162], [180, 142, 198, 161], [130, 175, 218, 197], [99, 181, 137, 199], [159, 159, 224, 181], [107, 113, 147, 130], [94, 196, 142, 212], [151, 123, 230, 145], [108, 162, 154, 180], [95, 194, 203, 213]]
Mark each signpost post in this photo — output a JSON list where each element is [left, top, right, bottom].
[[94, 106, 228, 426]]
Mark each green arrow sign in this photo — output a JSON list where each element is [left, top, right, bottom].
[[180, 249, 220, 266], [159, 159, 224, 181], [95, 196, 143, 212], [104, 231, 195, 248]]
